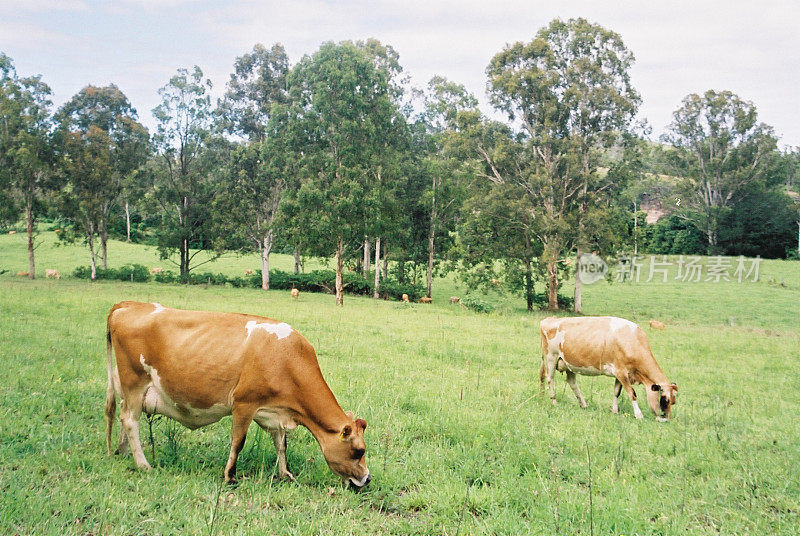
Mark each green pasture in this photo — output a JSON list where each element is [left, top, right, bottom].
[[0, 233, 798, 535]]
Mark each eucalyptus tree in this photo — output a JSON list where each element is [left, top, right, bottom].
[[0, 53, 54, 279], [217, 43, 289, 142], [287, 41, 399, 306], [663, 90, 777, 252], [152, 66, 219, 275], [415, 75, 478, 298], [484, 18, 640, 310], [56, 84, 148, 276]]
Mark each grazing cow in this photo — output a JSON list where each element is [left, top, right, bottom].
[[150, 267, 163, 275], [16, 271, 29, 277], [539, 316, 678, 421], [8, 230, 16, 235], [401, 294, 409, 303], [290, 288, 299, 299], [106, 301, 370, 487], [244, 269, 254, 275], [45, 269, 60, 279], [419, 297, 433, 304], [449, 296, 460, 304], [649, 320, 665, 330]]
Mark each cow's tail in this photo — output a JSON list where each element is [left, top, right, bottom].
[[105, 327, 116, 456]]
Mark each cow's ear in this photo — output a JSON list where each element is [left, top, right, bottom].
[[340, 424, 353, 441], [671, 383, 678, 392], [651, 384, 661, 391], [356, 418, 367, 431]]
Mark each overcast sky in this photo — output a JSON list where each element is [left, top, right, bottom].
[[1, 0, 798, 146]]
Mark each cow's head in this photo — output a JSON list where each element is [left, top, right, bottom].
[[647, 383, 678, 421], [322, 411, 370, 489]]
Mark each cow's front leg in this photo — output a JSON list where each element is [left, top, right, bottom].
[[618, 377, 643, 419], [565, 371, 587, 408], [224, 408, 254, 484], [611, 379, 622, 414], [271, 429, 295, 481]]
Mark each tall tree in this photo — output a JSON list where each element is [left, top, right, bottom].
[[0, 53, 54, 279], [217, 43, 289, 142], [663, 90, 777, 252], [415, 76, 478, 298], [286, 41, 400, 306], [152, 66, 218, 275], [484, 18, 640, 310], [56, 84, 148, 275]]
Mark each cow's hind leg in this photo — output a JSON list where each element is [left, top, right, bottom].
[[611, 379, 623, 414], [565, 371, 587, 408], [119, 386, 151, 470], [270, 429, 295, 481], [224, 408, 255, 484]]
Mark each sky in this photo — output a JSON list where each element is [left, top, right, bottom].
[[1, 0, 799, 147]]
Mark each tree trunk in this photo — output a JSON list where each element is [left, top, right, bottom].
[[426, 175, 437, 298], [294, 247, 301, 274], [373, 237, 381, 299], [546, 260, 559, 311], [524, 258, 534, 312], [363, 237, 371, 275], [100, 218, 108, 270], [88, 222, 97, 281], [261, 231, 273, 291], [382, 239, 388, 280], [335, 236, 344, 307], [125, 200, 131, 242], [25, 201, 35, 280], [574, 248, 582, 314]]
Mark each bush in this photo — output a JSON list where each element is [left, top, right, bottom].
[[380, 280, 425, 302], [153, 270, 177, 283], [73, 264, 151, 282], [462, 294, 495, 314]]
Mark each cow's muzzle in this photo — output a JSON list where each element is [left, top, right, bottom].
[[348, 471, 371, 490]]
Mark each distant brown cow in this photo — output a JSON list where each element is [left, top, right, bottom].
[[401, 294, 409, 302], [540, 316, 678, 421], [16, 271, 29, 277], [419, 297, 433, 304], [45, 269, 60, 279], [150, 267, 163, 275], [649, 320, 665, 330], [449, 296, 460, 304], [290, 288, 299, 299], [8, 230, 17, 235], [244, 269, 254, 275]]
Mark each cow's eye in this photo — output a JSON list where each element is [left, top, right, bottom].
[[352, 448, 365, 460]]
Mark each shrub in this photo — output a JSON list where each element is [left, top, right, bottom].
[[153, 270, 177, 283], [117, 264, 151, 283], [462, 294, 495, 314]]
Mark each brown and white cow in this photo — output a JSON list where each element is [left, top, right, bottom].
[[105, 301, 370, 487], [539, 316, 678, 421]]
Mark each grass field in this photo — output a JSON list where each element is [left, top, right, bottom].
[[1, 233, 799, 535]]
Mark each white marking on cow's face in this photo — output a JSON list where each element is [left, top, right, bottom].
[[245, 320, 293, 340], [151, 303, 166, 314], [608, 317, 637, 332]]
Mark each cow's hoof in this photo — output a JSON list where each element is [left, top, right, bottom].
[[225, 477, 239, 487], [275, 471, 296, 482], [656, 416, 669, 422]]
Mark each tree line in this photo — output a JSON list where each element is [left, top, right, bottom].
[[2, 18, 799, 311]]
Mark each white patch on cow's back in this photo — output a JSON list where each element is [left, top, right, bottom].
[[245, 320, 293, 340], [150, 303, 166, 314], [608, 317, 637, 332]]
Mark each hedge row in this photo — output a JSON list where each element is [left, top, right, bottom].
[[72, 264, 425, 302]]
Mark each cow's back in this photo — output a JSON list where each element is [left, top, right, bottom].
[[541, 316, 650, 368]]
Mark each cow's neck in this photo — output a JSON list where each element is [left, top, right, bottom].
[[635, 359, 669, 388], [289, 370, 349, 441]]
